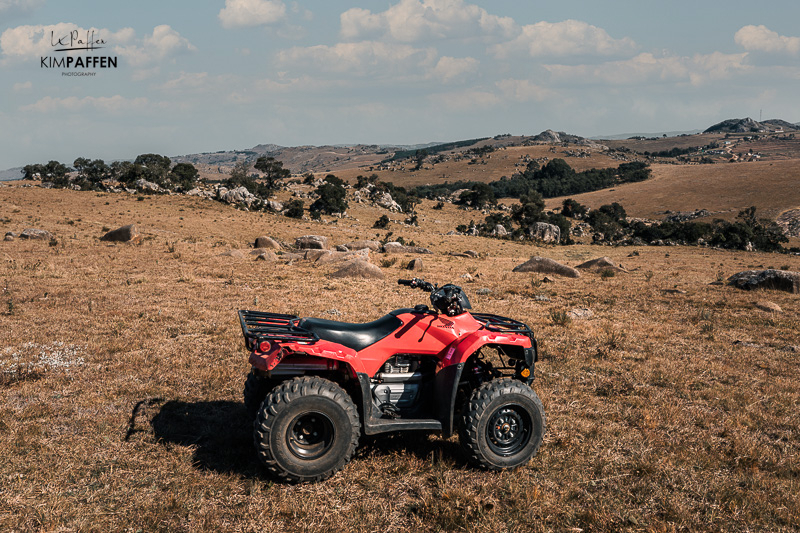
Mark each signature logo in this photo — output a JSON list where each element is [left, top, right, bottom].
[[41, 28, 117, 75]]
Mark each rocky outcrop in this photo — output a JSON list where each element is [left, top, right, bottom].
[[528, 222, 561, 244], [512, 256, 581, 278], [221, 186, 257, 209], [254, 236, 281, 250], [728, 269, 800, 293], [776, 209, 800, 238]]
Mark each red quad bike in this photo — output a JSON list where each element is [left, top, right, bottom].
[[238, 278, 545, 482]]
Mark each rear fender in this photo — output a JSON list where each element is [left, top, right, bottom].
[[249, 339, 363, 374]]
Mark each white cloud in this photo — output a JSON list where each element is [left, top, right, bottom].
[[735, 25, 800, 55], [21, 95, 150, 114], [219, 0, 286, 29], [491, 19, 636, 58], [276, 41, 437, 76], [428, 56, 478, 82], [0, 0, 43, 14], [12, 80, 31, 91], [114, 25, 196, 67], [495, 79, 555, 102], [545, 52, 750, 86], [340, 0, 516, 42]]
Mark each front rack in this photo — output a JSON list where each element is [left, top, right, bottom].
[[238, 310, 318, 350], [472, 312, 534, 338]]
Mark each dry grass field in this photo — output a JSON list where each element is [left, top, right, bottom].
[[1, 184, 799, 532], [544, 159, 800, 223]]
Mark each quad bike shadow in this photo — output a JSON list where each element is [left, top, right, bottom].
[[146, 399, 467, 480]]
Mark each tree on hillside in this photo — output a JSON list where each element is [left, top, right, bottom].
[[169, 162, 200, 190], [459, 182, 496, 209], [22, 160, 70, 186], [134, 153, 171, 186], [254, 156, 290, 191], [310, 174, 348, 216]]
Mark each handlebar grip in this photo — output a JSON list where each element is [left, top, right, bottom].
[[398, 279, 414, 286]]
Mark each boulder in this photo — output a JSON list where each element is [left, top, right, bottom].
[[491, 224, 508, 237], [100, 224, 138, 243], [329, 259, 385, 280], [295, 235, 329, 250], [528, 222, 561, 244], [375, 192, 402, 212], [335, 245, 349, 252], [575, 257, 627, 273], [221, 186, 256, 208], [343, 240, 382, 252], [267, 200, 283, 212], [20, 228, 54, 241], [219, 249, 245, 259], [316, 249, 370, 264], [512, 256, 581, 278], [134, 179, 163, 193], [406, 258, 424, 271], [728, 269, 800, 293], [4, 232, 17, 241], [383, 242, 433, 254], [464, 250, 479, 258], [254, 236, 281, 250], [254, 251, 278, 261]]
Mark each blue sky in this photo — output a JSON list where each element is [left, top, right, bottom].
[[1, 0, 799, 170]]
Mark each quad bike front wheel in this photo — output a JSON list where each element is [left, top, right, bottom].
[[459, 378, 545, 470], [254, 376, 360, 483]]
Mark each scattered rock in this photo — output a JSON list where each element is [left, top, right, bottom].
[[576, 257, 627, 273], [528, 222, 561, 244], [728, 269, 800, 294], [4, 232, 16, 241], [383, 242, 433, 254], [267, 200, 283, 212], [329, 259, 385, 280], [464, 250, 479, 258], [295, 235, 330, 250], [512, 256, 581, 278], [406, 258, 424, 271], [254, 251, 278, 261], [19, 228, 54, 241], [134, 179, 163, 193], [100, 224, 139, 243], [533, 294, 550, 302], [754, 301, 782, 313], [491, 224, 508, 237], [219, 249, 245, 259], [662, 289, 687, 295], [343, 240, 382, 252], [335, 245, 349, 252], [733, 340, 761, 348], [783, 345, 799, 353], [628, 251, 640, 257], [254, 236, 281, 250], [568, 307, 593, 320], [461, 273, 474, 282], [475, 288, 492, 295], [280, 252, 306, 262], [542, 276, 555, 283]]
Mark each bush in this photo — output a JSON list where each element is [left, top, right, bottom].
[[374, 215, 390, 229], [284, 199, 304, 219], [309, 175, 348, 216]]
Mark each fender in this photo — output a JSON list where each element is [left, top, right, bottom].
[[249, 339, 364, 374], [435, 330, 534, 437]]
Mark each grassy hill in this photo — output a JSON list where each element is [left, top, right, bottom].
[[1, 183, 799, 531]]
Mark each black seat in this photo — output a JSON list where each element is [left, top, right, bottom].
[[298, 314, 402, 352]]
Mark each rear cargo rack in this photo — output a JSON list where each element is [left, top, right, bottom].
[[238, 310, 318, 350], [472, 312, 534, 338]]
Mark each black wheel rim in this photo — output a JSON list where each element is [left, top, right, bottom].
[[286, 412, 335, 460], [486, 404, 532, 456]]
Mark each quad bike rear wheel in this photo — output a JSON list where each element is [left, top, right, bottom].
[[254, 376, 360, 483], [459, 378, 545, 470]]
